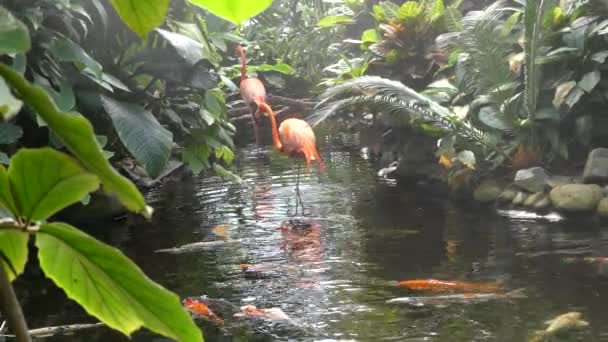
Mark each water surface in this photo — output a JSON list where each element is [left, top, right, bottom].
[[16, 133, 608, 341]]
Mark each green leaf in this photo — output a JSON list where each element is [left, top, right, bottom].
[[187, 0, 272, 25], [156, 29, 204, 66], [579, 70, 601, 93], [101, 96, 172, 179], [36, 222, 202, 341], [501, 12, 521, 36], [316, 15, 354, 28], [0, 122, 22, 144], [478, 106, 513, 131], [553, 80, 576, 109], [205, 89, 225, 116], [361, 29, 381, 43], [372, 5, 386, 21], [110, 0, 170, 38], [0, 6, 31, 54], [48, 37, 103, 78], [247, 62, 295, 74], [398, 2, 424, 22], [535, 107, 560, 121], [0, 64, 149, 217], [0, 76, 22, 120], [8, 148, 100, 221], [427, 0, 445, 23], [0, 230, 28, 282], [0, 165, 17, 215], [182, 144, 210, 174]]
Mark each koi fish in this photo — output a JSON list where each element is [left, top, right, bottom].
[[155, 239, 239, 254], [182, 298, 224, 325], [212, 225, 229, 240], [234, 305, 292, 322], [563, 256, 608, 264], [529, 312, 589, 342], [397, 279, 501, 293], [387, 288, 525, 307]]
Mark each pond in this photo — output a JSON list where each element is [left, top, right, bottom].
[[16, 132, 608, 341]]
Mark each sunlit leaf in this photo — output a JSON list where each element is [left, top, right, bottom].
[[455, 150, 476, 170], [0, 76, 22, 120], [36, 222, 202, 342], [8, 148, 100, 221], [427, 0, 445, 23], [187, 0, 273, 25], [0, 65, 149, 217], [0, 122, 22, 144], [110, 0, 170, 38], [0, 6, 31, 54], [564, 86, 585, 108], [317, 15, 354, 28], [591, 50, 608, 63], [0, 230, 28, 282], [361, 29, 381, 43], [247, 62, 295, 74], [398, 1, 424, 22], [101, 96, 173, 179]]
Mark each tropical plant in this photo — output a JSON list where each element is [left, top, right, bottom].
[[0, 0, 274, 340]]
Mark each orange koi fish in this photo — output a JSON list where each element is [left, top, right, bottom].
[[182, 298, 224, 325], [397, 279, 501, 293]]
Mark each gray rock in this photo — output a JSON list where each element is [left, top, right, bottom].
[[524, 191, 545, 207], [533, 195, 551, 210], [549, 184, 603, 212], [512, 192, 527, 206], [514, 167, 550, 193], [498, 189, 518, 202], [597, 198, 608, 218], [473, 180, 503, 203], [583, 148, 608, 184]]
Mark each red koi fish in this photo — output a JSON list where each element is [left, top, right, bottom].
[[397, 279, 501, 293], [182, 298, 224, 325]]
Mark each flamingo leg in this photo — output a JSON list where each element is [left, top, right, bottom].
[[294, 162, 306, 216]]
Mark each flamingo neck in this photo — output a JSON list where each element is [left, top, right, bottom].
[[237, 46, 247, 83], [259, 102, 282, 151]]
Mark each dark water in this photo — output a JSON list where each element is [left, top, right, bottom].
[[13, 133, 608, 341]]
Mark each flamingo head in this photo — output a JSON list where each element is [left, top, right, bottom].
[[235, 44, 244, 56]]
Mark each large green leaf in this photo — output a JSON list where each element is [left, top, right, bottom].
[[579, 70, 601, 93], [0, 230, 28, 282], [0, 64, 149, 217], [48, 37, 103, 78], [8, 148, 99, 221], [36, 222, 202, 341], [361, 29, 381, 43], [0, 165, 17, 216], [0, 76, 22, 120], [101, 96, 172, 179], [187, 0, 273, 25], [156, 29, 204, 66], [247, 62, 295, 75], [399, 1, 425, 22], [110, 0, 170, 38], [316, 15, 354, 28], [0, 6, 31, 54], [427, 0, 445, 24]]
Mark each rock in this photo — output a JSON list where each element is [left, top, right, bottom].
[[547, 176, 574, 188], [473, 180, 503, 203], [597, 198, 608, 218], [514, 167, 550, 193], [549, 184, 603, 212], [533, 195, 551, 210], [512, 192, 527, 206], [583, 148, 608, 184], [524, 191, 545, 207], [498, 189, 517, 202]]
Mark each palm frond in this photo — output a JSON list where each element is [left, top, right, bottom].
[[523, 0, 550, 120], [311, 76, 498, 153]]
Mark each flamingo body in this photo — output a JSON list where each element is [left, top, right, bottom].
[[278, 118, 324, 171], [239, 78, 266, 120]]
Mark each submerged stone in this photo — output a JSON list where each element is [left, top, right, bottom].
[[583, 148, 608, 184], [597, 198, 608, 218], [549, 184, 603, 212], [524, 191, 545, 207], [533, 195, 551, 210], [498, 189, 518, 202], [512, 192, 527, 206], [514, 167, 550, 193]]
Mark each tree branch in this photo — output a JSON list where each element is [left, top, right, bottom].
[[1, 323, 104, 338], [0, 263, 30, 342]]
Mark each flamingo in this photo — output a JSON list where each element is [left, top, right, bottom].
[[258, 102, 325, 211], [235, 45, 268, 145]]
